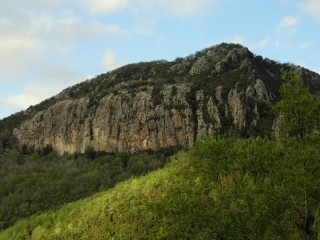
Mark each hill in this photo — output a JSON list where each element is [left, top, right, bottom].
[[1, 43, 320, 155], [1, 43, 320, 238], [1, 137, 319, 239]]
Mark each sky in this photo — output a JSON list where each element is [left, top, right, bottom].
[[1, 0, 320, 119]]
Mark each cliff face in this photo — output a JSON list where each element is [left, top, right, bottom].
[[11, 43, 320, 154], [14, 81, 272, 154]]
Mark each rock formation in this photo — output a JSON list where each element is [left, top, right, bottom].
[[10, 43, 320, 154]]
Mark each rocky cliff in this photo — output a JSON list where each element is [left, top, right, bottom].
[[10, 43, 320, 154]]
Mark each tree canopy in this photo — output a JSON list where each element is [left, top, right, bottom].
[[273, 70, 320, 139]]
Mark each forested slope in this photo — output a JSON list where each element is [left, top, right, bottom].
[[1, 137, 319, 239], [0, 146, 179, 231]]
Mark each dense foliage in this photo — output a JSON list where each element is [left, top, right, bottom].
[[273, 71, 320, 139], [0, 137, 319, 239], [0, 146, 179, 231]]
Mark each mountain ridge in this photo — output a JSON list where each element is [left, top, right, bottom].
[[1, 43, 320, 154]]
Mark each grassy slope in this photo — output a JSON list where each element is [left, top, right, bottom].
[[1, 137, 320, 240], [0, 153, 184, 240], [0, 147, 179, 231]]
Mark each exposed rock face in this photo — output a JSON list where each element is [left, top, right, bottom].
[[11, 43, 320, 154], [189, 57, 211, 75], [228, 89, 246, 129], [254, 79, 271, 101], [14, 81, 271, 154], [90, 85, 196, 153], [14, 98, 92, 153]]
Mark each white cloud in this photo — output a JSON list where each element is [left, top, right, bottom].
[[0, 9, 128, 82], [276, 16, 300, 32], [101, 50, 126, 71], [250, 38, 271, 50], [1, 64, 84, 110], [299, 0, 320, 21], [54, 15, 128, 41], [0, 35, 47, 82], [83, 0, 129, 14], [0, 15, 49, 82], [0, 0, 60, 9], [81, 0, 218, 17], [4, 94, 41, 109], [2, 85, 58, 109], [137, 0, 217, 17], [256, 38, 271, 48], [42, 65, 86, 85], [231, 35, 244, 44], [92, 23, 129, 36], [300, 41, 312, 49], [56, 15, 91, 41], [164, 0, 217, 17], [133, 18, 156, 35], [32, 0, 61, 8], [0, 0, 61, 19]]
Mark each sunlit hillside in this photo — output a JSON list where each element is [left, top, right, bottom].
[[1, 137, 319, 239]]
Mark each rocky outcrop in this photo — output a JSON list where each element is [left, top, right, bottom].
[[11, 43, 320, 154], [228, 89, 246, 129], [14, 80, 272, 154], [90, 85, 196, 153], [189, 58, 211, 75], [14, 98, 92, 153], [254, 79, 271, 101]]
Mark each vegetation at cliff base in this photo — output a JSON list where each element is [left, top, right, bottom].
[[0, 136, 319, 239], [0, 146, 179, 231]]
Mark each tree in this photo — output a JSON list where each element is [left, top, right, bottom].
[[85, 145, 96, 160], [273, 70, 320, 139]]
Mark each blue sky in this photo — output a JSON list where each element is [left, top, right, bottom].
[[1, 0, 320, 119]]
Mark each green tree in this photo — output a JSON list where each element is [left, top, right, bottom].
[[273, 70, 320, 139], [85, 145, 96, 160]]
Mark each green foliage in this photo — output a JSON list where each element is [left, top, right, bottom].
[[273, 70, 320, 139], [1, 137, 319, 239], [84, 145, 95, 159], [222, 42, 243, 50], [40, 144, 53, 156], [152, 85, 164, 106], [0, 146, 178, 231]]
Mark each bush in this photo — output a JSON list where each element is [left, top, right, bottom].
[[85, 146, 96, 160]]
